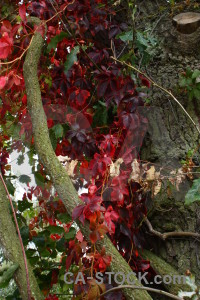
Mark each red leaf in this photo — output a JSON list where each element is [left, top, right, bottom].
[[76, 230, 83, 242], [90, 230, 98, 243], [19, 4, 27, 22], [0, 76, 7, 89], [0, 32, 13, 59]]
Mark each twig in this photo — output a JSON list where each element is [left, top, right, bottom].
[[145, 217, 200, 241], [0, 36, 34, 65], [96, 285, 183, 300], [111, 56, 200, 136], [0, 173, 32, 300]]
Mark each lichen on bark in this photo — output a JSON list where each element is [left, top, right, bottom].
[[0, 177, 43, 299]]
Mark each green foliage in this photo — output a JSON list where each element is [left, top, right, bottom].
[[57, 213, 72, 223], [17, 154, 25, 165], [52, 124, 64, 139], [185, 178, 200, 205], [178, 275, 200, 300], [19, 174, 31, 184], [34, 171, 45, 187], [18, 199, 33, 212], [92, 101, 108, 127], [47, 32, 69, 52], [117, 29, 157, 65], [179, 68, 200, 101], [64, 46, 80, 73], [65, 227, 76, 240], [5, 179, 15, 196], [0, 261, 19, 289]]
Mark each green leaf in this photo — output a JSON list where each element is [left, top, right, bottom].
[[64, 227, 76, 240], [20, 226, 29, 245], [179, 77, 186, 87], [117, 30, 133, 42], [92, 101, 108, 127], [64, 46, 80, 73], [17, 154, 25, 165], [185, 178, 200, 205], [46, 225, 65, 235], [29, 256, 39, 266], [32, 235, 46, 249], [52, 124, 64, 139], [57, 213, 72, 223], [26, 249, 37, 258], [40, 249, 50, 257], [47, 31, 69, 52], [34, 172, 45, 187], [193, 88, 200, 100], [136, 32, 149, 47], [5, 179, 15, 196], [56, 237, 65, 252], [192, 69, 200, 79], [18, 199, 33, 212], [19, 174, 31, 184]]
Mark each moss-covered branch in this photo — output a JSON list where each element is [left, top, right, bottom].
[[23, 17, 152, 300], [0, 176, 43, 300], [141, 249, 191, 295]]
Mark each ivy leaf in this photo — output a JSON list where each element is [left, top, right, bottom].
[[19, 174, 31, 184], [64, 227, 76, 240], [57, 213, 72, 223], [47, 31, 69, 52], [34, 172, 45, 187], [193, 88, 200, 100], [46, 225, 65, 235], [56, 237, 65, 252], [52, 124, 63, 139], [136, 31, 149, 47], [185, 178, 200, 205], [117, 30, 133, 42], [20, 226, 29, 245], [18, 200, 33, 212], [64, 46, 80, 73], [192, 69, 200, 79], [17, 154, 25, 165]]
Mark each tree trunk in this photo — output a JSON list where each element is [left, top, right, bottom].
[[136, 0, 200, 289]]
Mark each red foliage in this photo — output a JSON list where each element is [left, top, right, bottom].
[[0, 0, 152, 298]]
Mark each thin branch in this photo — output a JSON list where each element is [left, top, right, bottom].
[[145, 217, 200, 241], [0, 36, 34, 66], [0, 173, 32, 300], [49, 0, 102, 72], [97, 285, 183, 300], [111, 56, 200, 136]]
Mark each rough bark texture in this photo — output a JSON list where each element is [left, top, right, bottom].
[[23, 17, 152, 300], [0, 177, 43, 300], [136, 0, 200, 289]]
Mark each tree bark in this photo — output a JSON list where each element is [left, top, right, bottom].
[[0, 176, 43, 300], [136, 0, 200, 289]]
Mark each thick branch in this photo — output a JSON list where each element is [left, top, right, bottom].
[[23, 17, 152, 300], [0, 175, 43, 300]]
